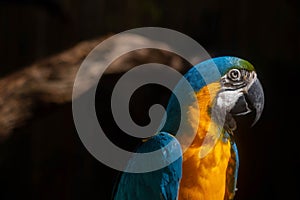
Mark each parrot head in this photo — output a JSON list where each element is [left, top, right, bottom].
[[162, 56, 264, 136], [210, 57, 264, 133]]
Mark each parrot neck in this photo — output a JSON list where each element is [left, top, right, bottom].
[[188, 82, 225, 147], [178, 82, 232, 200]]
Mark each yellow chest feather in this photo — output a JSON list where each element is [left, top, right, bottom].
[[179, 137, 231, 200], [178, 83, 232, 200]]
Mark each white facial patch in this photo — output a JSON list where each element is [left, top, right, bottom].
[[216, 89, 244, 112]]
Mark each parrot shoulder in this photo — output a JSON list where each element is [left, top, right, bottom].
[[113, 132, 182, 200]]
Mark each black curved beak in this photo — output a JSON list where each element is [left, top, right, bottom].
[[230, 78, 264, 126]]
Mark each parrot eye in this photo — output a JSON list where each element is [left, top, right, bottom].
[[228, 69, 241, 81]]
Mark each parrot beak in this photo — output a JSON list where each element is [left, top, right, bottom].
[[230, 78, 264, 126], [247, 78, 264, 126]]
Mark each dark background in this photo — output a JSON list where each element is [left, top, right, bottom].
[[0, 0, 299, 199]]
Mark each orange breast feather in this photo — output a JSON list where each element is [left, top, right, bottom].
[[178, 83, 232, 200]]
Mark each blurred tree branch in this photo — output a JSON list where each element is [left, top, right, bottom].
[[0, 34, 189, 142], [0, 37, 101, 140]]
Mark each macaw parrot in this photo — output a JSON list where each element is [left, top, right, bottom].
[[113, 56, 264, 200]]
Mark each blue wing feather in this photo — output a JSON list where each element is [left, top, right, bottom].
[[225, 134, 239, 200], [113, 132, 182, 200]]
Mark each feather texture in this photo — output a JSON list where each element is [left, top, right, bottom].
[[113, 56, 257, 200], [114, 132, 182, 200]]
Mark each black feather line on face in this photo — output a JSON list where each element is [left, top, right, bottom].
[[221, 69, 254, 91], [210, 69, 257, 133]]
